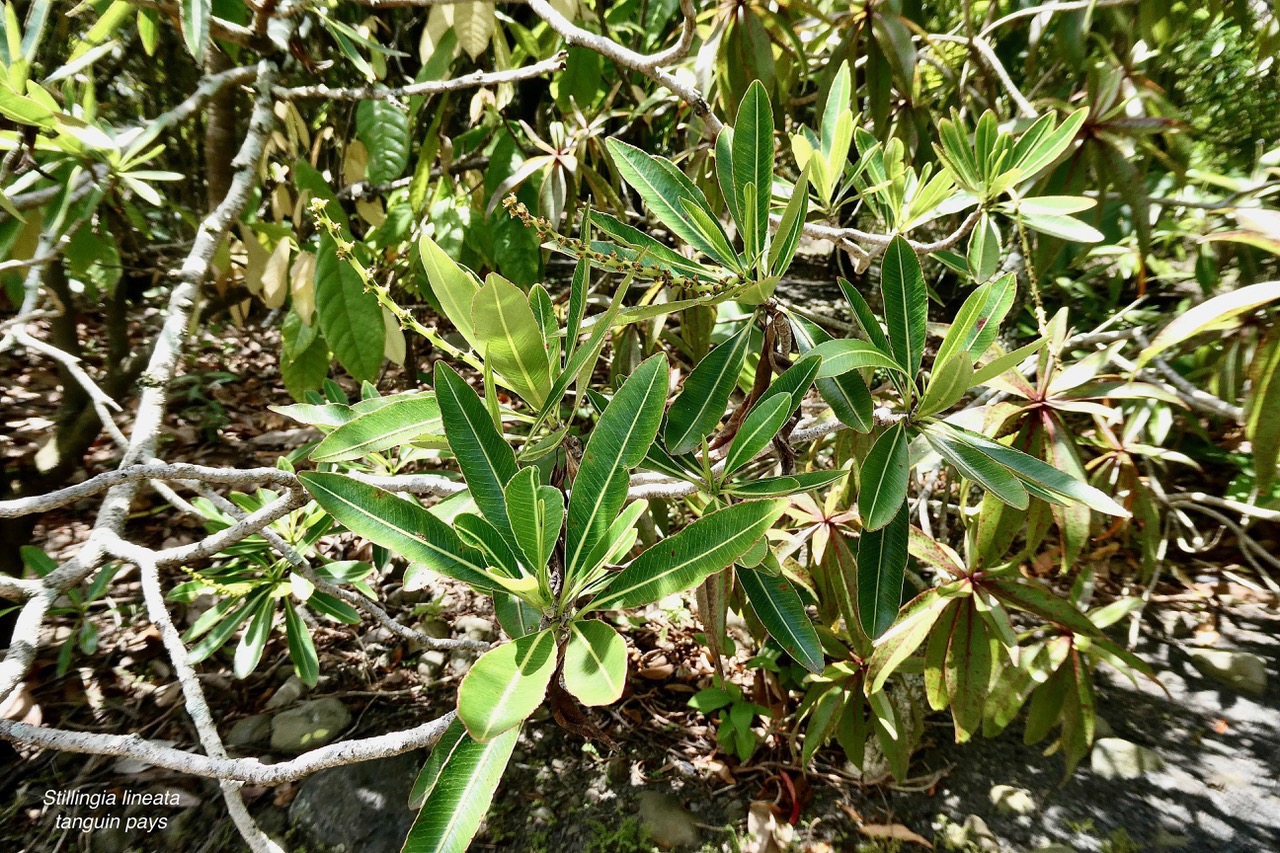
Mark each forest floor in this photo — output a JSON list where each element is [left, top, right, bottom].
[[2, 322, 1278, 853]]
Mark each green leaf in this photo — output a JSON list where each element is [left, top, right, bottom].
[[284, 603, 319, 687], [566, 354, 668, 581], [419, 234, 482, 352], [587, 500, 787, 612], [971, 338, 1045, 388], [605, 138, 738, 269], [716, 127, 741, 228], [724, 393, 791, 477], [944, 600, 992, 742], [356, 99, 409, 185], [865, 586, 965, 694], [503, 467, 564, 574], [471, 275, 552, 408], [1019, 211, 1104, 244], [738, 567, 824, 674], [724, 470, 846, 497], [937, 423, 1129, 517], [434, 362, 520, 542], [666, 323, 753, 455], [934, 273, 1016, 369], [838, 279, 893, 355], [1011, 108, 1087, 180], [588, 211, 716, 280], [858, 423, 910, 531], [563, 620, 628, 706], [403, 719, 519, 853], [311, 394, 443, 462], [732, 80, 774, 258], [457, 629, 557, 741], [791, 316, 873, 432], [857, 500, 909, 638], [807, 339, 902, 379], [768, 167, 808, 276], [298, 472, 495, 592], [316, 234, 384, 382], [233, 597, 274, 679], [1136, 281, 1280, 369], [880, 236, 927, 376], [924, 425, 1028, 509], [966, 213, 1001, 283], [493, 592, 541, 639], [180, 0, 210, 58], [456, 513, 524, 581], [990, 579, 1100, 637]]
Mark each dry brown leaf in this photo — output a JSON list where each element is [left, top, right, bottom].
[[744, 801, 794, 853], [859, 822, 933, 848]]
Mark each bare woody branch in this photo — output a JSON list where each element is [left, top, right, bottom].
[[277, 54, 567, 100]]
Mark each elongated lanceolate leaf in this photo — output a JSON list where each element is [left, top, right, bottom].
[[403, 719, 519, 853], [738, 567, 824, 674], [566, 354, 667, 582], [724, 393, 791, 477], [858, 423, 910, 531], [857, 500, 909, 638], [434, 362, 520, 541], [586, 500, 787, 612], [181, 0, 210, 58], [732, 80, 774, 259], [311, 395, 443, 462], [606, 139, 738, 269], [419, 234, 482, 351], [503, 467, 563, 573], [471, 275, 552, 408], [457, 629, 556, 741], [880, 236, 927, 376], [924, 425, 1028, 509], [665, 323, 753, 455], [298, 473, 494, 592], [808, 339, 902, 379], [563, 620, 628, 706], [1136, 281, 1280, 369]]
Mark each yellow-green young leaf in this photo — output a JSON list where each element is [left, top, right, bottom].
[[403, 719, 518, 853], [738, 567, 824, 674], [934, 273, 1016, 369], [315, 233, 384, 382], [298, 473, 496, 593], [858, 423, 910, 531], [768, 167, 809, 278], [452, 1, 495, 60], [880, 236, 927, 376], [586, 500, 787, 612], [457, 629, 556, 741], [666, 323, 753, 455], [471, 275, 552, 408], [455, 513, 525, 580], [865, 583, 966, 695], [566, 354, 668, 582], [1137, 281, 1280, 369], [434, 362, 520, 544], [1010, 107, 1088, 181], [966, 213, 1001, 283], [503, 466, 564, 572], [1020, 211, 1104, 244], [1246, 329, 1280, 491], [857, 500, 909, 638], [419, 234, 482, 351], [916, 351, 973, 418], [563, 620, 628, 706], [311, 394, 443, 462]]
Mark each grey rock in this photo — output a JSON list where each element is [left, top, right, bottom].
[[454, 615, 496, 641], [990, 784, 1036, 816], [1187, 648, 1268, 696], [416, 649, 448, 680], [270, 698, 351, 753], [938, 815, 1000, 852], [637, 791, 700, 849], [290, 751, 421, 852], [1091, 737, 1165, 780], [265, 674, 309, 710], [226, 713, 272, 748]]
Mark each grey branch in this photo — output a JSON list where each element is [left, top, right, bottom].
[[277, 54, 567, 100]]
